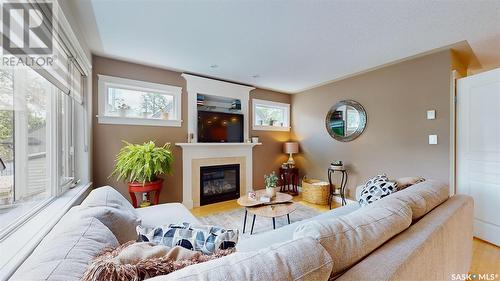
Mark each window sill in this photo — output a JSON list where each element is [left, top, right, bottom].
[[98, 116, 183, 127], [0, 182, 92, 280], [252, 125, 290, 132]]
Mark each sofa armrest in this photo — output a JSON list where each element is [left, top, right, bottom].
[[136, 203, 200, 227]]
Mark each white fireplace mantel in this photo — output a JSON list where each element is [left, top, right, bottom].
[[176, 143, 261, 147], [176, 143, 261, 209], [181, 73, 255, 142]]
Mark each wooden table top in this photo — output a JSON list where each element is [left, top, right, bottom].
[[247, 202, 297, 218], [237, 189, 293, 207]]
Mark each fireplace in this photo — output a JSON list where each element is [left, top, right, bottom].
[[200, 164, 240, 205]]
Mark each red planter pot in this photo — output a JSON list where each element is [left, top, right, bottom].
[[128, 179, 163, 208]]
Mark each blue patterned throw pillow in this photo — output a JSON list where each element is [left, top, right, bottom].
[[137, 222, 238, 255]]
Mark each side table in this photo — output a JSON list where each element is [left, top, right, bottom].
[[128, 179, 163, 208], [327, 167, 348, 209], [279, 167, 299, 195]]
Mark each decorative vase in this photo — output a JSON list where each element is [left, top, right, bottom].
[[266, 186, 276, 198]]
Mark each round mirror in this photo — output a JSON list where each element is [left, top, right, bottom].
[[325, 100, 367, 142]]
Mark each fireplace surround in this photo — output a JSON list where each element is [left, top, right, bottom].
[[176, 75, 260, 208]]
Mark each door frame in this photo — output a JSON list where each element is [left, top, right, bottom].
[[450, 70, 462, 196]]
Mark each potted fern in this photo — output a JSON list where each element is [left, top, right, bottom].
[[111, 141, 174, 205]]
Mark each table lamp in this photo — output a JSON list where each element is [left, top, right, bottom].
[[283, 142, 299, 165]]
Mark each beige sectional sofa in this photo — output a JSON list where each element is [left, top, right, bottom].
[[11, 181, 473, 281]]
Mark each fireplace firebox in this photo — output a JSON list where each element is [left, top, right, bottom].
[[200, 164, 240, 205]]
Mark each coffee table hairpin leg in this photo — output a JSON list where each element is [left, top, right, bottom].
[[242, 209, 248, 233], [249, 214, 292, 235], [250, 214, 256, 235]]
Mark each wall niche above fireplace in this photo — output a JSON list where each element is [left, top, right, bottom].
[[200, 164, 240, 205]]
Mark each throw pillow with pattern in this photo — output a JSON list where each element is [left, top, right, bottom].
[[358, 177, 398, 206], [364, 174, 389, 186], [137, 222, 238, 255]]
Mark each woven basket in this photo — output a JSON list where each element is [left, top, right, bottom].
[[301, 179, 330, 205]]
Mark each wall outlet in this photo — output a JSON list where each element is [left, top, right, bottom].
[[427, 110, 436, 120], [428, 135, 438, 145]]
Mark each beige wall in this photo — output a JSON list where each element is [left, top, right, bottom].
[[291, 50, 455, 198], [92, 56, 290, 203], [250, 89, 292, 188]]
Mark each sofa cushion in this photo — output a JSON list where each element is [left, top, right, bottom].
[[11, 217, 118, 281], [81, 185, 136, 212], [336, 195, 473, 281], [372, 179, 448, 220], [294, 198, 412, 276], [63, 205, 141, 243], [147, 237, 333, 281], [236, 202, 360, 252]]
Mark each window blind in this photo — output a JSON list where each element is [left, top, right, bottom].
[[69, 59, 84, 104], [5, 1, 87, 102]]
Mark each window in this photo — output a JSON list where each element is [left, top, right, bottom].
[[0, 65, 78, 236], [252, 99, 290, 131], [98, 75, 182, 127]]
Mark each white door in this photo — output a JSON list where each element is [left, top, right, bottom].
[[457, 68, 500, 246]]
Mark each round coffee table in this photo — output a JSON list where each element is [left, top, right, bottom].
[[237, 190, 296, 234]]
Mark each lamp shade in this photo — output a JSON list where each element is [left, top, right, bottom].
[[283, 142, 299, 154]]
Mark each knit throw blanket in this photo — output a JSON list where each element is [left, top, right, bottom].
[[81, 241, 234, 281]]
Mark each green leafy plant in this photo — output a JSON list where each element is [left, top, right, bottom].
[[264, 171, 279, 188], [110, 141, 174, 184]]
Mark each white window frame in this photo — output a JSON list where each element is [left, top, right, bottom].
[[97, 75, 183, 127], [0, 0, 93, 278], [252, 98, 290, 131], [0, 69, 75, 240]]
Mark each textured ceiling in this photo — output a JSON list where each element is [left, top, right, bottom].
[[68, 0, 500, 93]]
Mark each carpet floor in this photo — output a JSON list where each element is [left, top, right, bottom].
[[198, 203, 320, 239]]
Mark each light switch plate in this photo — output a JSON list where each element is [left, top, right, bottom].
[[427, 110, 436, 120], [428, 135, 438, 145]]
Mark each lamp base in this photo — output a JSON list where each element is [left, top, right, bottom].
[[287, 153, 295, 165]]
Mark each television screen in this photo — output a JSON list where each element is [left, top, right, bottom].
[[198, 111, 244, 143]]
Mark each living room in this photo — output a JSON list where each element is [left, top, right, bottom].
[[0, 0, 499, 280]]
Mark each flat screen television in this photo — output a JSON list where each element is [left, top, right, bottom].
[[198, 111, 244, 143]]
